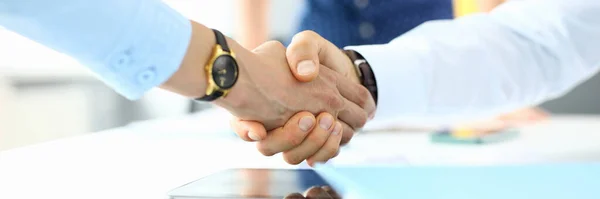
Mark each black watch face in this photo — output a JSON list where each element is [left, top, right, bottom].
[[212, 55, 239, 89]]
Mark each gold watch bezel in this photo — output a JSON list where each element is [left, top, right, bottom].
[[204, 45, 237, 97]]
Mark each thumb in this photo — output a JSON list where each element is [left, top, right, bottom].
[[287, 31, 353, 83], [285, 31, 324, 82]]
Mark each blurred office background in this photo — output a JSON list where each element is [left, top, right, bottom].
[[1, 0, 599, 151]]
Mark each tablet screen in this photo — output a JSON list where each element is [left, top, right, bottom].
[[168, 168, 332, 199]]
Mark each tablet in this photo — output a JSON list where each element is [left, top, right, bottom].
[[168, 168, 332, 199]]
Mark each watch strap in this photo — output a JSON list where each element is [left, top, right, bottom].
[[213, 29, 230, 52], [343, 50, 378, 105], [196, 90, 224, 101]]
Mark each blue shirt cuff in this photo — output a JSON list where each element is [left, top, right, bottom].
[[101, 1, 192, 99], [0, 0, 192, 100]]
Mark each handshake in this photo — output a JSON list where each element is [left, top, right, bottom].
[[217, 31, 376, 166]]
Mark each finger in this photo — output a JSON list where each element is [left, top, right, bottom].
[[230, 117, 267, 142], [337, 97, 369, 130], [291, 31, 351, 74], [284, 193, 305, 199], [304, 186, 332, 199], [335, 71, 377, 122], [287, 31, 350, 82], [282, 113, 335, 165], [256, 112, 316, 156], [338, 77, 377, 116], [332, 150, 340, 158], [339, 121, 355, 146], [321, 186, 341, 199], [307, 121, 343, 167], [286, 31, 322, 82]]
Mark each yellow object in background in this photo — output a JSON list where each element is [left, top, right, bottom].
[[452, 128, 477, 138], [454, 0, 480, 17]]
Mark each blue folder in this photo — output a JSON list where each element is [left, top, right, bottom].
[[314, 163, 600, 199]]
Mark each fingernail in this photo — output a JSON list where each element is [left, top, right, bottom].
[[299, 116, 314, 132], [368, 112, 375, 121], [297, 60, 316, 76], [248, 132, 261, 141], [332, 122, 342, 135], [319, 115, 334, 130]]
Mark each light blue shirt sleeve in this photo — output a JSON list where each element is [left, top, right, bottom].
[[347, 0, 600, 125], [0, 0, 191, 99]]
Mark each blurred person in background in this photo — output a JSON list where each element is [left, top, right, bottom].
[[237, 0, 454, 49]]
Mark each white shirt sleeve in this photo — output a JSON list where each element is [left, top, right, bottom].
[[347, 0, 600, 124]]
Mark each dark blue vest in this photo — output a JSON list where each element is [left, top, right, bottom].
[[296, 0, 454, 47]]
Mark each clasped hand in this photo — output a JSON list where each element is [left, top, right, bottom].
[[219, 31, 376, 166]]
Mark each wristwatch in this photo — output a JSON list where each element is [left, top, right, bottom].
[[343, 49, 378, 105], [195, 29, 239, 102]]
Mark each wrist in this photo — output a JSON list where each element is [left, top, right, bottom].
[[211, 36, 255, 109], [160, 21, 213, 98], [159, 21, 255, 111]]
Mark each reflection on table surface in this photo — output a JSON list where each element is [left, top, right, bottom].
[[168, 168, 335, 199]]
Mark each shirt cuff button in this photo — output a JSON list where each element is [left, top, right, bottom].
[[359, 22, 376, 39], [354, 0, 369, 9], [109, 52, 132, 69], [137, 68, 157, 84]]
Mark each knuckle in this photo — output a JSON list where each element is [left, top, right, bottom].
[[325, 94, 345, 110], [284, 131, 304, 147], [321, 146, 339, 159], [283, 153, 304, 165], [340, 128, 354, 145], [357, 87, 372, 107], [265, 40, 285, 50], [256, 143, 276, 156], [356, 113, 368, 128], [289, 38, 313, 50], [340, 138, 351, 145], [333, 150, 341, 158], [295, 30, 319, 41]]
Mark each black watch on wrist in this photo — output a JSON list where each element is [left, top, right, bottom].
[[343, 49, 378, 105], [195, 29, 239, 102]]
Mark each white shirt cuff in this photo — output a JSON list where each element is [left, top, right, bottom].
[[345, 39, 429, 123]]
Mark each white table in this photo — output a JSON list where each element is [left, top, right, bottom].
[[1, 108, 600, 199]]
